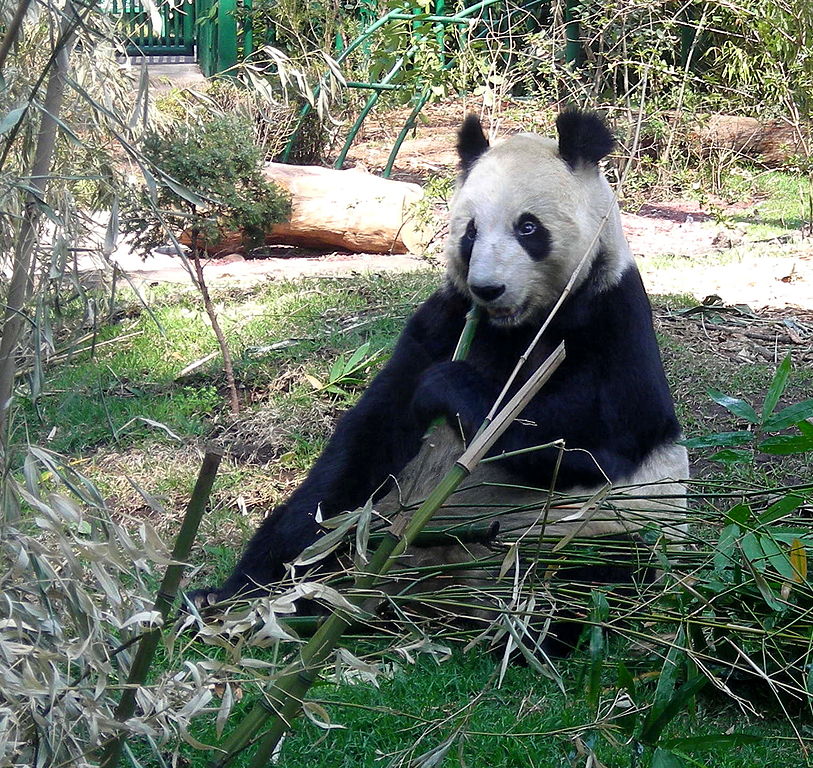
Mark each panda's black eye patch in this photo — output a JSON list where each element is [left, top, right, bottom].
[[514, 213, 550, 261], [459, 219, 477, 265]]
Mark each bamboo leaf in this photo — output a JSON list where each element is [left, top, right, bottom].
[[32, 101, 82, 145], [304, 373, 324, 389], [741, 532, 764, 570], [302, 701, 345, 730], [762, 354, 791, 421], [640, 674, 707, 746], [160, 172, 209, 209], [758, 535, 794, 580], [0, 105, 26, 134], [707, 388, 758, 423], [758, 433, 813, 455], [650, 629, 685, 715], [708, 448, 752, 463], [651, 748, 686, 768], [354, 497, 373, 567], [104, 196, 119, 257], [725, 503, 751, 526], [294, 509, 361, 567], [329, 354, 345, 382], [763, 399, 813, 431], [758, 495, 803, 524], [741, 551, 785, 611], [680, 431, 752, 449], [790, 539, 807, 582], [714, 523, 739, 576], [345, 341, 371, 372], [216, 683, 234, 739]]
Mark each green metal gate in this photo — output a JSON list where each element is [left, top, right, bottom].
[[111, 0, 196, 56], [195, 0, 250, 76]]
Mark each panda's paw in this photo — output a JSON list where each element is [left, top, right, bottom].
[[413, 361, 490, 437], [182, 585, 236, 614]]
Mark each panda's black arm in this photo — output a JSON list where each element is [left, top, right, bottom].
[[413, 358, 679, 489], [202, 288, 469, 601]]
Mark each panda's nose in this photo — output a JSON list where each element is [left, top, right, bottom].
[[470, 283, 506, 303]]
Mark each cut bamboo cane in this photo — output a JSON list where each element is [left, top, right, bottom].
[[212, 342, 565, 768], [99, 449, 223, 768]]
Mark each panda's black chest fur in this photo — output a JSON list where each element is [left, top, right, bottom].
[[466, 322, 559, 390]]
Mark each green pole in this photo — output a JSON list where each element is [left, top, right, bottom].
[[564, 0, 581, 66], [382, 90, 431, 178], [183, 0, 195, 56], [216, 0, 238, 74], [435, 0, 446, 65]]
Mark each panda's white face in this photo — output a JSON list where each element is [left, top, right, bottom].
[[446, 127, 630, 327]]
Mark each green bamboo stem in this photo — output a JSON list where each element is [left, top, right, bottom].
[[99, 449, 223, 768], [453, 304, 481, 359], [214, 341, 566, 768]]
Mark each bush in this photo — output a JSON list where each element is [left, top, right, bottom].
[[123, 114, 291, 254]]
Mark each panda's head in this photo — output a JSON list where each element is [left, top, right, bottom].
[[445, 109, 632, 327]]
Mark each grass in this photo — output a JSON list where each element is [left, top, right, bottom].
[[723, 169, 812, 237], [12, 264, 813, 768], [153, 647, 805, 768], [13, 272, 440, 455]]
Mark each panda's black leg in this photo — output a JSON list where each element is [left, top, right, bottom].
[[186, 502, 323, 608]]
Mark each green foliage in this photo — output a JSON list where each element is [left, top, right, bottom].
[[122, 115, 291, 254], [682, 355, 813, 463], [304, 341, 383, 398]]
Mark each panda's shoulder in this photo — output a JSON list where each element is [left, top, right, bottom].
[[559, 257, 653, 335], [397, 282, 469, 360], [406, 282, 469, 336]]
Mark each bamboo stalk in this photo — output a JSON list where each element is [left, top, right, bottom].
[[0, 1, 79, 443], [99, 449, 223, 768], [213, 343, 566, 767]]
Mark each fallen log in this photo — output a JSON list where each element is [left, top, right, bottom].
[[183, 163, 429, 256], [695, 115, 808, 166], [263, 163, 427, 254]]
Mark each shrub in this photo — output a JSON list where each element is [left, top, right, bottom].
[[123, 114, 290, 255]]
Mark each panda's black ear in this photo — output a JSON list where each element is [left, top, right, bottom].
[[556, 109, 615, 168], [457, 114, 490, 175]]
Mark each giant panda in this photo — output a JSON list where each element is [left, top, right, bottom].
[[190, 110, 689, 645]]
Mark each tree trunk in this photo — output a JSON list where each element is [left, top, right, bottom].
[[183, 164, 429, 256], [0, 1, 77, 442], [190, 233, 240, 416]]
